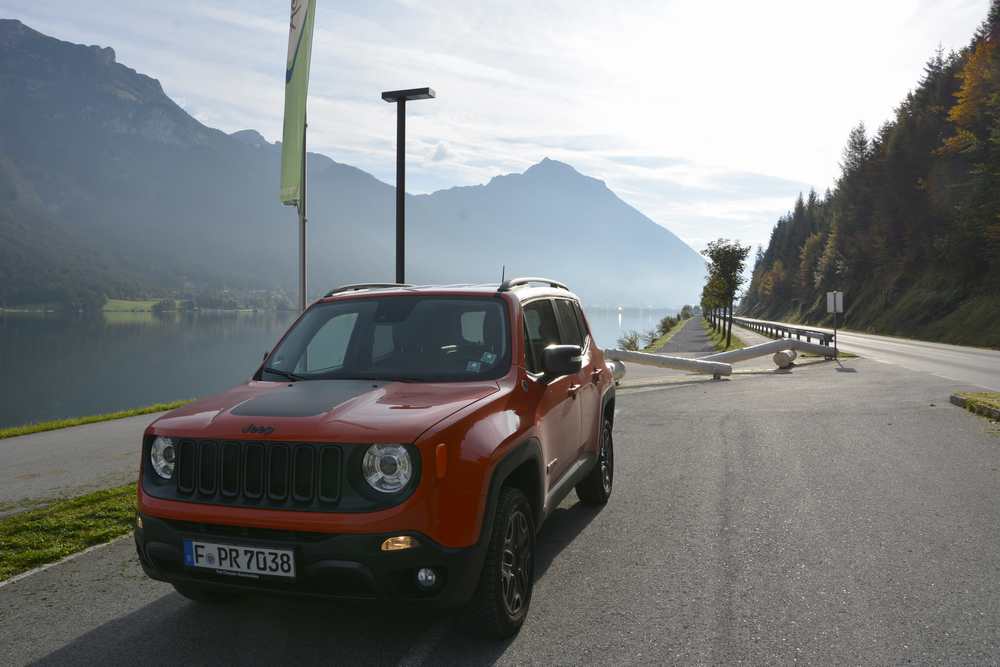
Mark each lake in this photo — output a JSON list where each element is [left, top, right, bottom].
[[0, 305, 675, 428]]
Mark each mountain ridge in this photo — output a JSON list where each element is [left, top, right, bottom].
[[0, 19, 706, 308]]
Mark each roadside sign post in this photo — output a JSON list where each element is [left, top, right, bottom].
[[826, 291, 844, 359]]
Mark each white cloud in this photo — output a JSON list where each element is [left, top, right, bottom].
[[430, 142, 451, 162], [0, 0, 986, 251]]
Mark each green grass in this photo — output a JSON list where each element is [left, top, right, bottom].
[[958, 392, 1000, 414], [0, 484, 136, 581], [643, 317, 690, 352], [0, 400, 192, 440], [702, 317, 745, 351], [102, 298, 164, 312]]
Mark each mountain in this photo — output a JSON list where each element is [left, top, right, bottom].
[[0, 19, 706, 309], [740, 3, 1000, 347]]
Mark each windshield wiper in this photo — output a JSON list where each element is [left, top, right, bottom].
[[351, 375, 424, 383], [262, 367, 305, 382]]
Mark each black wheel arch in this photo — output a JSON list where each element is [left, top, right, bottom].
[[478, 438, 544, 545], [601, 386, 616, 427]]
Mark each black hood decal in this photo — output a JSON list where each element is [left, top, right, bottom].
[[230, 380, 381, 418]]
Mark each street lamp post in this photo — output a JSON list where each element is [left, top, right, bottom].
[[381, 87, 435, 284]]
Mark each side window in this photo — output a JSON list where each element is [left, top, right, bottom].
[[296, 312, 358, 373], [554, 299, 584, 347], [372, 323, 394, 361], [522, 322, 538, 373], [522, 300, 560, 374], [571, 301, 591, 346]]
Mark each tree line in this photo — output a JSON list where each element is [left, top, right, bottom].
[[740, 1, 1000, 347], [700, 239, 751, 349]]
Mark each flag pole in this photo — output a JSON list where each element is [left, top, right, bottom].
[[280, 0, 315, 314], [298, 114, 307, 312]]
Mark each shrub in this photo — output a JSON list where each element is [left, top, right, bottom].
[[657, 316, 677, 336], [617, 330, 641, 351]]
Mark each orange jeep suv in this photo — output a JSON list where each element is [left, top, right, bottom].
[[135, 277, 615, 637]]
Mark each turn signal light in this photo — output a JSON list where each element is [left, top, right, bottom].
[[381, 535, 419, 552]]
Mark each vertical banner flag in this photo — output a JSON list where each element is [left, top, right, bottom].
[[280, 0, 316, 206]]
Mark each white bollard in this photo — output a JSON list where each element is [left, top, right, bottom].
[[604, 348, 732, 376], [607, 359, 626, 382], [772, 350, 795, 369]]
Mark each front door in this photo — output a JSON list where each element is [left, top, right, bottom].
[[522, 299, 583, 493], [553, 298, 600, 455]]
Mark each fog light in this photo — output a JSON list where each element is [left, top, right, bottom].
[[381, 535, 419, 552], [416, 567, 437, 589]]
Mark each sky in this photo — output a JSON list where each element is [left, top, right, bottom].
[[0, 0, 987, 253]]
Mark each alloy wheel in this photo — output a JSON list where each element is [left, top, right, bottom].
[[500, 509, 532, 616]]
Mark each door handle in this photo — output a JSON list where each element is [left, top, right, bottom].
[[568, 384, 582, 397], [591, 367, 604, 383]]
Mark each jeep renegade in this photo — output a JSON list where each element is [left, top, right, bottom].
[[135, 277, 615, 637]]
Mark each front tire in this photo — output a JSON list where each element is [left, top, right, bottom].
[[462, 487, 535, 638], [576, 417, 613, 505]]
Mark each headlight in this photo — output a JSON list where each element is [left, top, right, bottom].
[[362, 444, 412, 493], [150, 436, 176, 479]]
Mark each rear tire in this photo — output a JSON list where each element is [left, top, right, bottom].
[[576, 417, 613, 505], [172, 583, 239, 604], [461, 487, 535, 638]]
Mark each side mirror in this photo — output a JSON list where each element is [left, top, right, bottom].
[[542, 344, 583, 377]]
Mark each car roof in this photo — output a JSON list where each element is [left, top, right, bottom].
[[317, 278, 581, 304]]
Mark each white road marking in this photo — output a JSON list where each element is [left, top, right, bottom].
[[0, 534, 131, 589]]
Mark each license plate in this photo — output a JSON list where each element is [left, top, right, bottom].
[[183, 540, 296, 579]]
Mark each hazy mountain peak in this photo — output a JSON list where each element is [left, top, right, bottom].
[[1, 18, 116, 65], [519, 156, 608, 193], [230, 129, 270, 148], [0, 22, 220, 148], [526, 157, 576, 174]]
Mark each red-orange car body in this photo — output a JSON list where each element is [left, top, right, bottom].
[[135, 282, 615, 607]]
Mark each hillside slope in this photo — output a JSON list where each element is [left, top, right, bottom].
[[0, 19, 706, 308], [740, 3, 1000, 347]]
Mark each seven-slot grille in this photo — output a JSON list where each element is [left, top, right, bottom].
[[174, 440, 342, 508]]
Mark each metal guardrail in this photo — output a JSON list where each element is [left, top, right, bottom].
[[731, 316, 834, 346]]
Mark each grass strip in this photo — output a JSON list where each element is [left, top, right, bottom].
[[643, 317, 690, 352], [0, 484, 136, 582], [0, 400, 192, 440], [701, 317, 745, 352], [954, 392, 1000, 421]]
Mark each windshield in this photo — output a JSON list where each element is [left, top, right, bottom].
[[261, 295, 511, 382]]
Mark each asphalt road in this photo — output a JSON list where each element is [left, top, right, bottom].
[[3, 357, 999, 665], [0, 412, 164, 511], [658, 317, 716, 356], [735, 317, 1000, 391]]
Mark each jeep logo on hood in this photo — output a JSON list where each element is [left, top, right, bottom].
[[241, 423, 275, 435]]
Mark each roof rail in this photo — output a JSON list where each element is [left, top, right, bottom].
[[324, 283, 411, 297], [498, 277, 569, 292]]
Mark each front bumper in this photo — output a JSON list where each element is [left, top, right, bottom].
[[135, 514, 486, 607]]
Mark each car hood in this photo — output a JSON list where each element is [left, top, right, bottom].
[[150, 379, 501, 443]]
